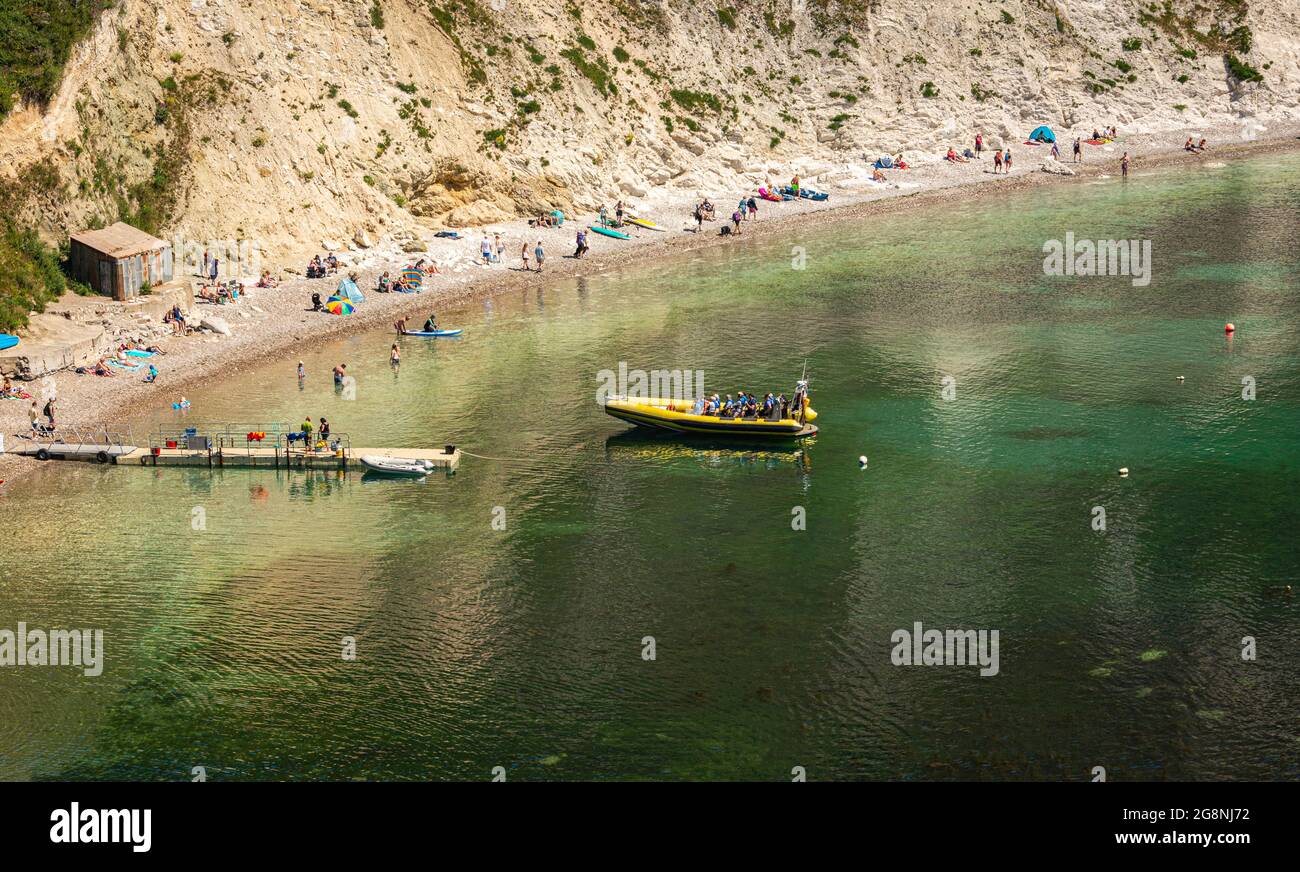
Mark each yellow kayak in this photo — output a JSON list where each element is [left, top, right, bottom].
[[624, 216, 666, 232], [604, 396, 817, 439]]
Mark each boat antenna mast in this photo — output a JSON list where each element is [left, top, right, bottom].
[[796, 359, 809, 424]]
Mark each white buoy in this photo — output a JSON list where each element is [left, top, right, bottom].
[[858, 455, 868, 468], [1118, 467, 1130, 477], [1177, 375, 1185, 382]]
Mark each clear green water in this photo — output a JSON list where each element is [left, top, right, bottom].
[[3, 153, 1299, 781]]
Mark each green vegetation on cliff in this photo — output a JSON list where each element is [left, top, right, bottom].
[[0, 0, 113, 118]]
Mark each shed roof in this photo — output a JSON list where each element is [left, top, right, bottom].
[[69, 222, 168, 259]]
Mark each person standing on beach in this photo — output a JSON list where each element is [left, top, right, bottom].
[[43, 397, 56, 430], [974, 132, 983, 159], [1003, 148, 1013, 174], [993, 149, 1003, 174], [480, 234, 492, 265], [615, 201, 624, 226], [534, 240, 545, 273], [693, 203, 704, 233], [747, 196, 758, 220], [202, 250, 211, 279], [1121, 152, 1130, 177], [1050, 141, 1060, 160], [574, 228, 589, 258], [209, 255, 219, 283], [1073, 137, 1082, 163], [301, 416, 313, 442], [494, 233, 504, 263], [29, 401, 40, 435], [521, 241, 531, 271], [732, 208, 743, 234]]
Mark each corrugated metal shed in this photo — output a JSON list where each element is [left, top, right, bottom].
[[68, 222, 173, 300]]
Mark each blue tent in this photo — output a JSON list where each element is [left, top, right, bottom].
[[337, 278, 365, 304], [1028, 125, 1056, 143]]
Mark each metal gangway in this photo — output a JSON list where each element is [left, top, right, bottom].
[[4, 423, 137, 463]]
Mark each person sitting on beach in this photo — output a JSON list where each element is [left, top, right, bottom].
[[376, 272, 391, 293], [311, 292, 323, 311], [144, 364, 159, 384], [871, 167, 887, 183], [1092, 128, 1102, 140], [1197, 138, 1208, 151], [165, 304, 187, 335], [257, 271, 278, 288], [700, 198, 714, 217], [894, 153, 908, 169], [946, 147, 968, 163], [326, 252, 339, 274], [1185, 137, 1196, 151], [307, 255, 325, 279]]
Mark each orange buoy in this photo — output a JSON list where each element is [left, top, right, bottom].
[[1225, 323, 1235, 333]]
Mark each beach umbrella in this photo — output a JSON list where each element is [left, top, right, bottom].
[[400, 267, 423, 291], [325, 295, 355, 315]]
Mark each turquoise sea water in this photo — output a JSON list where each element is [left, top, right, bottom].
[[2, 152, 1298, 780]]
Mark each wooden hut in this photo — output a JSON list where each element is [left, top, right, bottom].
[[68, 222, 173, 301]]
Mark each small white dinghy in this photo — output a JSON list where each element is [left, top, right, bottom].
[[359, 455, 435, 476]]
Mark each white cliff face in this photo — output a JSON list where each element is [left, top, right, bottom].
[[2, 0, 1296, 258]]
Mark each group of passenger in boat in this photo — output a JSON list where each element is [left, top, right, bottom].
[[688, 390, 792, 422]]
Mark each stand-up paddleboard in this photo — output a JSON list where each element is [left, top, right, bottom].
[[625, 216, 665, 232], [401, 329, 464, 338], [0, 334, 18, 352], [589, 225, 632, 240]]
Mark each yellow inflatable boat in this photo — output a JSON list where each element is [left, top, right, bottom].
[[603, 395, 818, 439]]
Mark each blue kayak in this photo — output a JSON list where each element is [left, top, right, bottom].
[[0, 334, 18, 351], [589, 225, 632, 240], [401, 329, 463, 338]]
